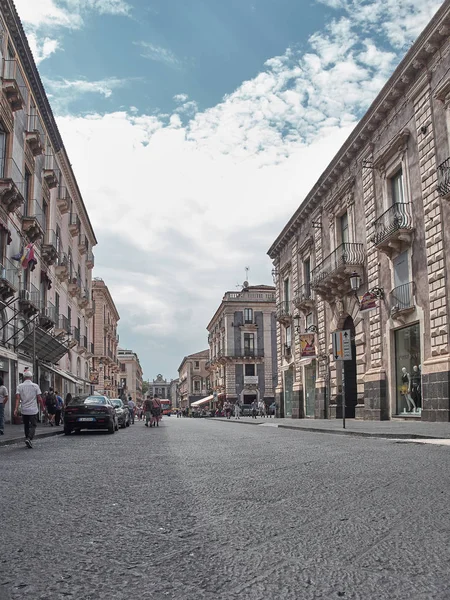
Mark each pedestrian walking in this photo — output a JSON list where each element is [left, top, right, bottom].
[[258, 399, 266, 418], [127, 395, 135, 424], [224, 400, 232, 419], [0, 376, 9, 435], [143, 395, 152, 427], [151, 395, 162, 427], [14, 370, 43, 449], [251, 399, 258, 419], [45, 388, 57, 426], [234, 399, 241, 420], [55, 391, 64, 426], [269, 401, 276, 418]]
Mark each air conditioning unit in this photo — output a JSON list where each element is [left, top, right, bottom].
[[19, 289, 30, 301]]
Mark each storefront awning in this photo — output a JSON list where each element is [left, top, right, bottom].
[[18, 326, 70, 364], [41, 363, 78, 384], [191, 394, 213, 407]]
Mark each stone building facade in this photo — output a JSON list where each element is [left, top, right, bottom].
[[207, 285, 277, 407], [268, 1, 450, 422], [150, 373, 170, 398], [0, 0, 97, 423], [178, 350, 209, 408], [91, 278, 120, 397], [169, 377, 179, 408], [118, 348, 143, 404]]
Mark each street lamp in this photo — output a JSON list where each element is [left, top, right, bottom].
[[294, 314, 318, 334], [349, 271, 385, 304]]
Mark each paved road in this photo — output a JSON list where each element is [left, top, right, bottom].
[[2, 418, 450, 600]]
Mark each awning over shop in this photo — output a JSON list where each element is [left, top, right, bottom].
[[41, 363, 78, 384], [18, 326, 70, 364], [191, 395, 213, 407]]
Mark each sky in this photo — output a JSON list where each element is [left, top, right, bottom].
[[15, 0, 443, 382]]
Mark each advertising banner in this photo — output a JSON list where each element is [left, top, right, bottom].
[[300, 334, 316, 358]]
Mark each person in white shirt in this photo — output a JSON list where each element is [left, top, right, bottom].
[[14, 370, 43, 449], [0, 376, 9, 435]]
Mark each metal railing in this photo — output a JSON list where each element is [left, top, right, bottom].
[[57, 184, 70, 202], [437, 157, 450, 197], [215, 348, 264, 358], [74, 327, 80, 343], [19, 282, 40, 307], [225, 291, 276, 302], [0, 157, 25, 196], [311, 243, 365, 286], [293, 283, 312, 305], [87, 251, 95, 266], [40, 301, 57, 322], [389, 282, 415, 313], [78, 233, 88, 250], [372, 202, 413, 245], [83, 335, 88, 349], [3, 58, 29, 106], [0, 257, 19, 289], [69, 213, 80, 229], [28, 199, 46, 231], [56, 251, 69, 268], [57, 314, 71, 333], [44, 229, 58, 249], [276, 300, 292, 320], [27, 111, 45, 140]]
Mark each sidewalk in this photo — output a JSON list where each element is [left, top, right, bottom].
[[0, 423, 64, 447], [209, 416, 450, 439]]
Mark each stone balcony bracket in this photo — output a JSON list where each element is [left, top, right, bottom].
[[0, 180, 24, 213], [2, 79, 25, 112], [25, 131, 44, 157]]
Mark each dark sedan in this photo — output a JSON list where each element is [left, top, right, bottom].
[[110, 398, 130, 428], [64, 394, 119, 435]]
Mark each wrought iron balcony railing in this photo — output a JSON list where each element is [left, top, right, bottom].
[[27, 112, 45, 139], [3, 58, 29, 108], [437, 157, 450, 197], [293, 283, 313, 308], [372, 202, 413, 246], [0, 257, 19, 290], [389, 282, 415, 314], [311, 243, 365, 287], [276, 300, 292, 321]]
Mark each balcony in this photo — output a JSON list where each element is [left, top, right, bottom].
[[78, 287, 90, 309], [0, 257, 19, 301], [79, 334, 88, 355], [43, 154, 60, 189], [57, 185, 70, 214], [244, 375, 259, 386], [389, 282, 415, 321], [55, 314, 71, 336], [73, 327, 81, 345], [18, 283, 40, 317], [216, 348, 264, 362], [2, 59, 28, 112], [437, 157, 450, 198], [85, 301, 95, 319], [68, 276, 82, 297], [69, 213, 80, 237], [311, 242, 365, 301], [0, 158, 25, 212], [276, 300, 293, 324], [22, 199, 46, 242], [225, 290, 276, 302], [78, 233, 88, 255], [26, 112, 45, 157], [39, 301, 57, 330], [42, 229, 59, 266], [371, 203, 413, 258], [86, 251, 95, 269], [293, 283, 314, 313], [55, 252, 69, 282]]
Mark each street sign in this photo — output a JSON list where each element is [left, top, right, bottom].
[[332, 330, 352, 361]]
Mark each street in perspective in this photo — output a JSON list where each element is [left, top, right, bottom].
[[2, 0, 450, 598]]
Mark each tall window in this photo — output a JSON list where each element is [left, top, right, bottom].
[[0, 122, 6, 178], [55, 292, 60, 316], [194, 380, 200, 392], [244, 308, 253, 324], [391, 169, 404, 204], [24, 169, 31, 216], [68, 305, 72, 327], [42, 200, 48, 232], [245, 364, 255, 376], [285, 326, 292, 349], [194, 361, 199, 369], [244, 333, 254, 355], [284, 277, 290, 303], [340, 211, 349, 245], [56, 225, 61, 255]]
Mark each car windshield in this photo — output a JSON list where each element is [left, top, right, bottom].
[[83, 396, 107, 405], [110, 399, 123, 408]]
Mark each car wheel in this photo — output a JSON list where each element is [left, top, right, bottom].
[[108, 421, 115, 434], [64, 427, 72, 435], [115, 419, 119, 431]]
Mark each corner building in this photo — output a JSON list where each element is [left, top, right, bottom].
[[268, 1, 450, 422], [0, 0, 96, 424], [207, 285, 277, 408]]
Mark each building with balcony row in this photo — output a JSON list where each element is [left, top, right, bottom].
[[178, 350, 209, 409], [118, 348, 143, 404], [0, 0, 97, 423], [268, 0, 450, 422], [91, 278, 120, 397], [206, 284, 277, 408]]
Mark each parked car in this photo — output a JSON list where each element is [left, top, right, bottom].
[[64, 394, 119, 435], [240, 404, 253, 416], [110, 398, 130, 428]]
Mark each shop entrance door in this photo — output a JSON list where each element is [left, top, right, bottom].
[[284, 368, 293, 417], [343, 316, 357, 418], [304, 361, 316, 417]]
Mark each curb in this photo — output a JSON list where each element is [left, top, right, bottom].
[[207, 418, 448, 440], [0, 429, 64, 448]]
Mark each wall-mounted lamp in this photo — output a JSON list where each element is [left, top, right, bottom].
[[294, 313, 301, 334], [349, 271, 385, 304], [306, 324, 318, 333]]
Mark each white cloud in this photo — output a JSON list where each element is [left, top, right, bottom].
[[53, 0, 444, 371], [133, 42, 181, 67], [27, 33, 60, 65], [43, 77, 128, 112]]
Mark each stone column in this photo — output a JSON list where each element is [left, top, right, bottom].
[[414, 82, 450, 421], [361, 155, 388, 419]]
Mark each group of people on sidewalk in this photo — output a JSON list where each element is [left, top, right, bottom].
[[222, 399, 276, 420]]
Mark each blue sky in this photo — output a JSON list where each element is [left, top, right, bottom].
[[16, 0, 443, 382]]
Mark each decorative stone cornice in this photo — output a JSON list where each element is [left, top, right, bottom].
[[373, 129, 410, 171], [434, 77, 450, 108], [323, 176, 355, 214], [297, 236, 313, 256]]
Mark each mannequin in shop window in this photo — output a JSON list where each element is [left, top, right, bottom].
[[401, 367, 416, 413], [411, 365, 422, 410]]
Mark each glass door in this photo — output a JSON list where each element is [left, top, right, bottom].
[[284, 368, 293, 417], [304, 361, 316, 417]]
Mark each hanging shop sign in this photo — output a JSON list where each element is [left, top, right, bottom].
[[89, 371, 99, 385], [300, 334, 316, 358], [359, 291, 378, 312]]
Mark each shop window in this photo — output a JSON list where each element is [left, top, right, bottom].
[[395, 323, 421, 415]]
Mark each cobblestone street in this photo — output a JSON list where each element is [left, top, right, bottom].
[[2, 418, 450, 600]]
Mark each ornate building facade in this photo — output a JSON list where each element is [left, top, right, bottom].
[[150, 374, 170, 398], [0, 0, 96, 423], [118, 348, 143, 404], [178, 350, 209, 408], [268, 1, 450, 422], [207, 284, 277, 407]]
